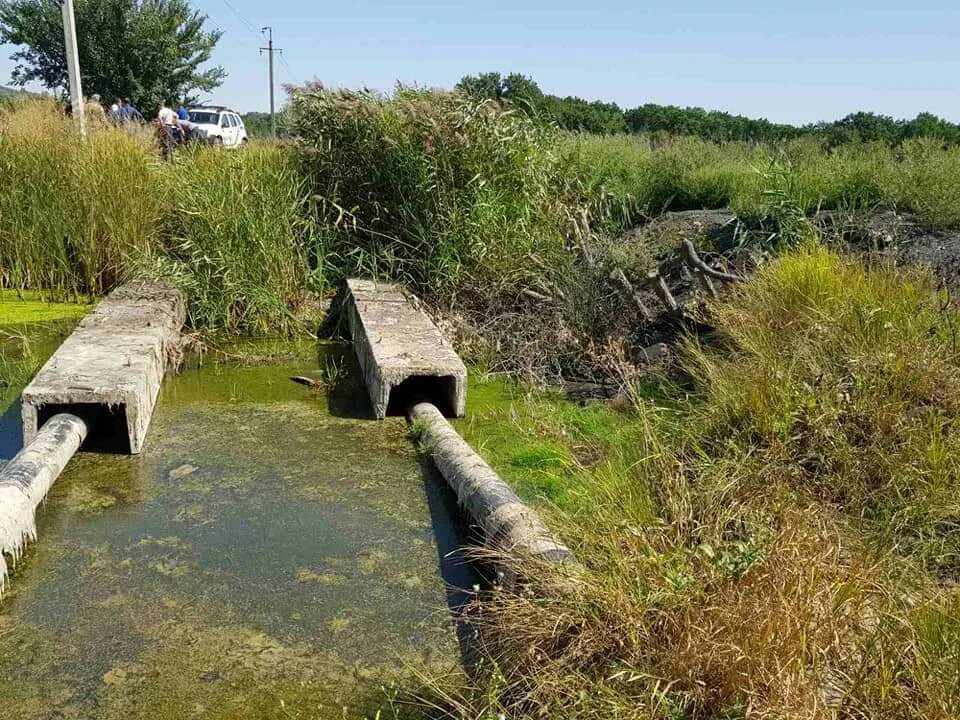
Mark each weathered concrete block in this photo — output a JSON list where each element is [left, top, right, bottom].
[[21, 279, 185, 454], [343, 279, 466, 419]]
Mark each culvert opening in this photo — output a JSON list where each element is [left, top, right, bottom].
[[37, 403, 130, 454], [387, 375, 458, 418]]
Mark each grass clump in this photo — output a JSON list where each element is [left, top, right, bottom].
[[151, 144, 323, 334], [441, 247, 960, 719], [0, 99, 322, 335], [0, 99, 158, 295], [568, 133, 960, 230], [288, 85, 573, 303], [689, 246, 960, 575]]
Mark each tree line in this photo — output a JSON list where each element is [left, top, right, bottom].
[[1, 1, 956, 148], [458, 72, 960, 145]]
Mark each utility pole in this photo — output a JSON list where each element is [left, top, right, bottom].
[[260, 27, 282, 137], [61, 0, 86, 138]]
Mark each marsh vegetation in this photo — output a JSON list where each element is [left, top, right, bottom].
[[2, 89, 960, 718]]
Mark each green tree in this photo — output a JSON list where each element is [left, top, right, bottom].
[[456, 71, 544, 108], [0, 0, 224, 115]]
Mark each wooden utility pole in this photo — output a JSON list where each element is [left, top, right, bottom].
[[260, 26, 282, 137], [61, 0, 86, 138]]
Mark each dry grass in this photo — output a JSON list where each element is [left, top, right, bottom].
[[433, 247, 960, 720]]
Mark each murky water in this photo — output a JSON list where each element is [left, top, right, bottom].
[[0, 338, 473, 719]]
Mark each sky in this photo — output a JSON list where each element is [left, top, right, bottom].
[[2, 0, 960, 124]]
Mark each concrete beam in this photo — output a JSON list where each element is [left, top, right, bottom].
[[411, 402, 574, 566], [21, 279, 185, 454], [342, 279, 466, 419], [0, 413, 87, 589]]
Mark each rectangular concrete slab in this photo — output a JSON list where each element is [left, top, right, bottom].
[[21, 280, 185, 454], [343, 279, 467, 419]]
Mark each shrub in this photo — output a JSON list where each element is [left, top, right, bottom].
[[288, 84, 573, 302], [0, 98, 158, 295], [151, 144, 322, 334]]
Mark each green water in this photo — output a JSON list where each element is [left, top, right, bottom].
[[0, 342, 473, 719]]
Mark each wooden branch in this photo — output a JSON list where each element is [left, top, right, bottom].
[[648, 272, 679, 313], [681, 240, 742, 282], [693, 268, 718, 298], [520, 288, 552, 303], [609, 267, 653, 321]]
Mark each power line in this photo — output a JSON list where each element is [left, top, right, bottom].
[[218, 0, 264, 43], [278, 52, 296, 83]]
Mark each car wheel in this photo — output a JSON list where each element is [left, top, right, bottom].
[[212, 136, 223, 147]]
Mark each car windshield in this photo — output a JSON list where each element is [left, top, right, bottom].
[[188, 111, 220, 125]]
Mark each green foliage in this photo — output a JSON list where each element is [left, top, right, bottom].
[[241, 109, 292, 139], [626, 102, 802, 142], [689, 247, 960, 571], [441, 250, 960, 719], [0, 101, 318, 334], [567, 133, 960, 228], [458, 72, 960, 145], [457, 71, 625, 135], [152, 143, 322, 334], [0, 98, 159, 294], [0, 0, 224, 113], [456, 71, 544, 107], [288, 84, 572, 301]]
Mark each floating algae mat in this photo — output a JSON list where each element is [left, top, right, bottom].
[[0, 339, 472, 719]]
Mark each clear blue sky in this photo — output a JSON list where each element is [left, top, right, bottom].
[[2, 0, 959, 124]]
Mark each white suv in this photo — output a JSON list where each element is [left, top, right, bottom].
[[186, 107, 248, 147]]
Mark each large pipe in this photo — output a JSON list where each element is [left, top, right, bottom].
[[0, 413, 88, 590], [410, 402, 574, 565]]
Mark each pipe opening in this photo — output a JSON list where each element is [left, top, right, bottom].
[[387, 375, 458, 418], [37, 403, 129, 454]]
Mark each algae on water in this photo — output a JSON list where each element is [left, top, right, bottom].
[[0, 343, 474, 719]]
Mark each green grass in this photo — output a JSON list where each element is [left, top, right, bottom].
[[0, 100, 320, 336], [5, 95, 960, 345], [438, 248, 960, 720], [452, 374, 632, 509], [3, 94, 960, 718], [570, 133, 960, 228]]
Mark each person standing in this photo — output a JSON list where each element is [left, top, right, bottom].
[[176, 102, 189, 122], [120, 98, 143, 124], [109, 97, 122, 124], [84, 94, 107, 126], [158, 101, 178, 127], [157, 101, 182, 159]]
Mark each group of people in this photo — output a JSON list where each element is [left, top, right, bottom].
[[71, 94, 189, 131], [67, 93, 192, 159], [76, 93, 144, 126]]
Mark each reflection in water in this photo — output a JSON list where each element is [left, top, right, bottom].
[[0, 343, 476, 719]]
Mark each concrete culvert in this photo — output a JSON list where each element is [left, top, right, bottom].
[[0, 413, 88, 590], [410, 402, 575, 566], [386, 374, 460, 418]]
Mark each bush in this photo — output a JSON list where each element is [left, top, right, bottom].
[[0, 99, 321, 334], [440, 248, 960, 719], [288, 84, 573, 302], [151, 144, 321, 334]]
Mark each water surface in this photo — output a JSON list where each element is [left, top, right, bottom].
[[0, 342, 472, 719]]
